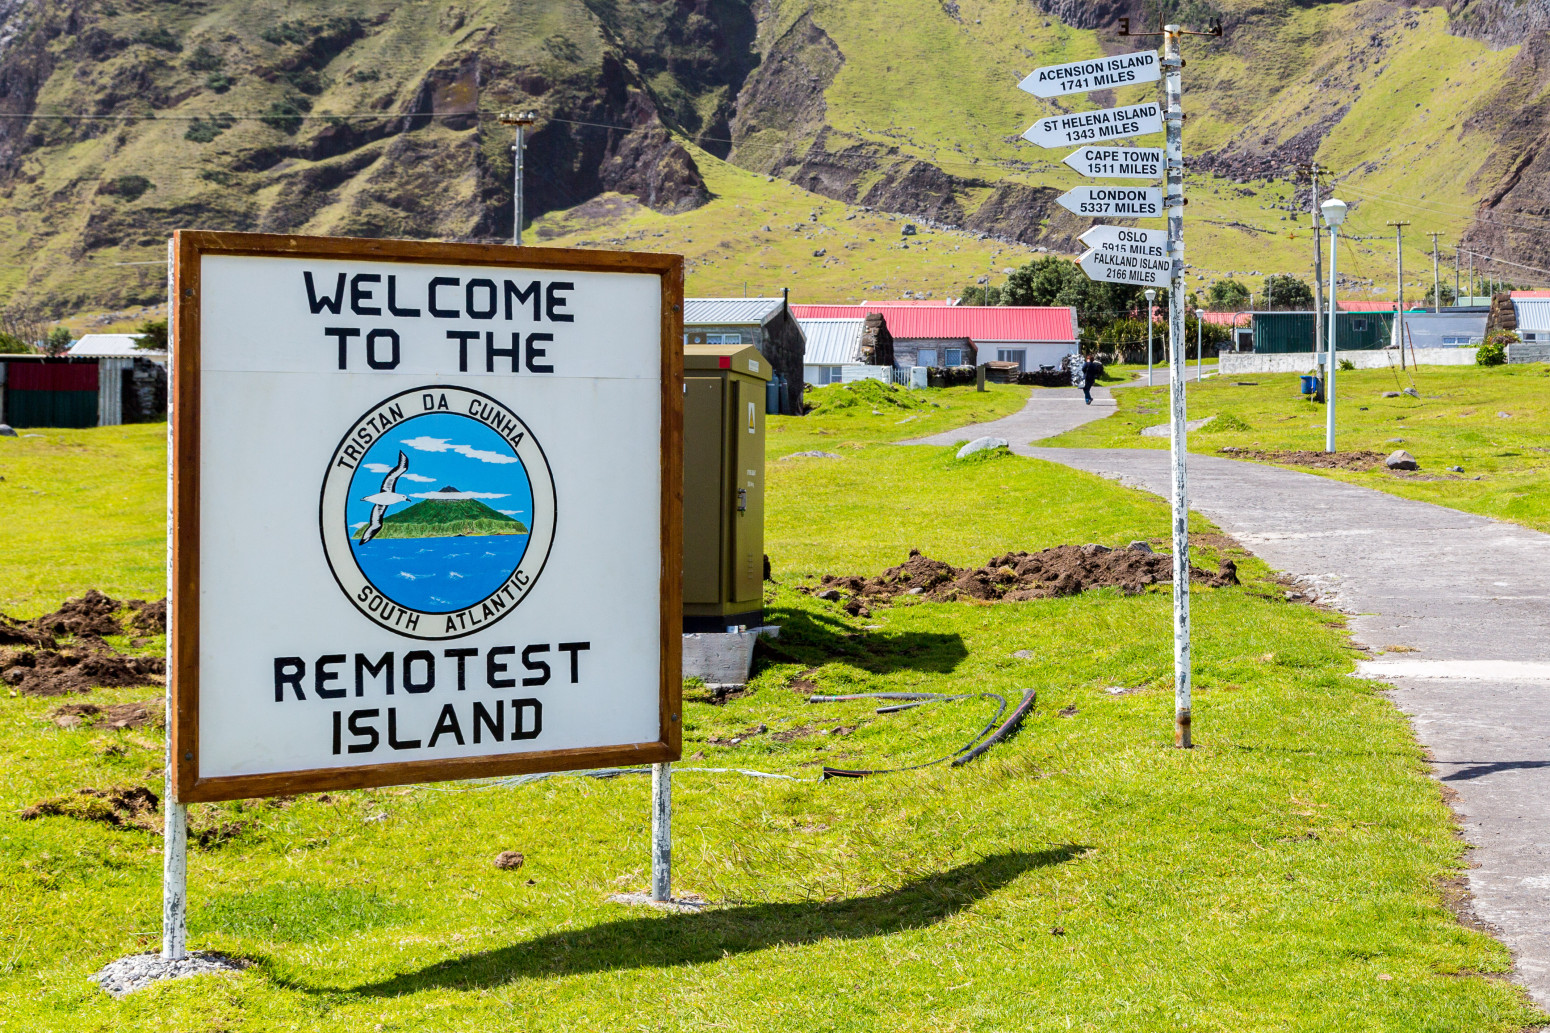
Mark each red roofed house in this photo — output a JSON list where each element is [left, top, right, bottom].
[[790, 304, 1078, 372]]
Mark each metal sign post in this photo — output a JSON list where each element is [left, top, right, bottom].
[[163, 237, 187, 960], [1161, 25, 1191, 749]]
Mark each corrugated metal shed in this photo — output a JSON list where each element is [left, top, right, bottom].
[[67, 333, 166, 359], [683, 298, 785, 326], [1512, 298, 1550, 335], [797, 318, 867, 364], [1252, 311, 1395, 353], [1402, 312, 1487, 348], [790, 304, 1076, 342]]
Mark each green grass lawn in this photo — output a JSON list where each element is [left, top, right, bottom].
[[0, 394, 1543, 1030], [0, 423, 168, 617], [1041, 363, 1550, 535]]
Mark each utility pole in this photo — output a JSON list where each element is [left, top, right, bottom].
[[1388, 221, 1410, 369], [498, 111, 537, 246], [1430, 231, 1442, 311], [1323, 199, 1348, 452], [1304, 163, 1327, 365], [1455, 243, 1461, 303]]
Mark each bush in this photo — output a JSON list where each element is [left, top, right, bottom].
[[0, 332, 31, 354], [42, 326, 73, 357], [1338, 358, 1355, 371], [1477, 329, 1516, 367], [804, 379, 928, 415], [99, 175, 153, 201], [134, 319, 168, 351]]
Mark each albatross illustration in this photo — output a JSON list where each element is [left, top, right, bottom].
[[358, 450, 411, 544]]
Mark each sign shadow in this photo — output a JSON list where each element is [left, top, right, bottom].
[[307, 848, 1081, 996], [753, 603, 969, 677]]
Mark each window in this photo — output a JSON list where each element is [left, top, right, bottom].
[[945, 348, 964, 366], [705, 331, 743, 345], [821, 366, 844, 384], [997, 349, 1027, 371], [1523, 332, 1538, 342], [917, 349, 938, 367], [1441, 336, 1473, 346], [1352, 319, 1368, 332]]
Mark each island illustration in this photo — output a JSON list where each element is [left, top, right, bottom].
[[353, 486, 529, 541]]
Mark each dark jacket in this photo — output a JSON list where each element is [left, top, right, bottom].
[[1081, 359, 1104, 387]]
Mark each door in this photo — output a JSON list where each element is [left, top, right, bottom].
[[682, 376, 725, 604], [729, 378, 764, 605]]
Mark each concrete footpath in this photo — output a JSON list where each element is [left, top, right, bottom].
[[910, 386, 1550, 1006]]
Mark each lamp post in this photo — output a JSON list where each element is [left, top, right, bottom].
[[1320, 197, 1348, 453], [497, 111, 537, 246], [1194, 307, 1204, 381], [1145, 287, 1157, 386]]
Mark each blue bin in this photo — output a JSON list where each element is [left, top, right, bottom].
[[1300, 374, 1318, 395]]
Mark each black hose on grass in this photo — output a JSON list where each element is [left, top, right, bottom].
[[809, 690, 1033, 778]]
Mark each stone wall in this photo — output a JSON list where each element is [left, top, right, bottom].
[[1220, 349, 1478, 375]]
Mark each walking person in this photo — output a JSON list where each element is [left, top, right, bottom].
[[1081, 354, 1104, 405]]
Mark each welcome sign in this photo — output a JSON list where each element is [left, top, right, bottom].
[[169, 232, 682, 802]]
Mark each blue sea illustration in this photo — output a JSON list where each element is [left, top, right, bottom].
[[347, 411, 534, 613]]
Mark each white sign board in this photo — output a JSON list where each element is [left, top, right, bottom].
[[1064, 146, 1164, 179], [1079, 246, 1172, 288], [170, 232, 682, 801], [1018, 51, 1160, 98], [1057, 185, 1164, 218], [1022, 102, 1163, 149], [1079, 225, 1170, 252]]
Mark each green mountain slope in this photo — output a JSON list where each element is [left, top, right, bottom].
[[359, 491, 527, 540], [0, 0, 1546, 317]]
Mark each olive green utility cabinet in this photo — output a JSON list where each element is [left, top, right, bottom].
[[682, 344, 770, 632]]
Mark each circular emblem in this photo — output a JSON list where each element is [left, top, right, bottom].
[[320, 386, 556, 640]]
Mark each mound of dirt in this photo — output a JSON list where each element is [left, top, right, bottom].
[[0, 591, 168, 647], [1, 641, 164, 696], [1218, 447, 1386, 472], [21, 785, 160, 830], [49, 700, 163, 730], [807, 545, 1238, 613]]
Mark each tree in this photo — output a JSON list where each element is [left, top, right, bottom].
[[958, 284, 1002, 306], [42, 326, 72, 356], [0, 332, 30, 354], [1262, 273, 1313, 310], [999, 256, 1145, 337], [134, 318, 168, 350], [1206, 278, 1250, 309]]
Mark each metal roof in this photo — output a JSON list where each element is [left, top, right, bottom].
[[1402, 311, 1487, 346], [1513, 298, 1550, 331], [683, 297, 785, 326], [796, 318, 867, 364], [790, 304, 1075, 343], [67, 333, 165, 358]]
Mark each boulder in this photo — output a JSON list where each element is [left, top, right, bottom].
[[0, 424, 14, 437], [956, 436, 1008, 458], [1127, 541, 1154, 553], [1381, 391, 1401, 398], [1385, 450, 1419, 471]]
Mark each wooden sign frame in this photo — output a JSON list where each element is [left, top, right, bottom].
[[169, 231, 683, 802]]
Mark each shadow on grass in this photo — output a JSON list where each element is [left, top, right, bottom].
[[753, 603, 969, 677], [321, 849, 1077, 995]]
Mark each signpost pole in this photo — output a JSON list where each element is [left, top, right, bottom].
[[162, 236, 187, 960], [651, 761, 672, 902], [1162, 25, 1191, 749], [1145, 289, 1156, 386]]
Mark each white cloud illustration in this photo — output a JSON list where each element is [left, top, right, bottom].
[[401, 472, 436, 482], [363, 463, 394, 474], [401, 436, 518, 465], [498, 509, 526, 517], [408, 490, 509, 500]]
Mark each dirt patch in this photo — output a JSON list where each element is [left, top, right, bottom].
[[1218, 446, 1386, 471], [2, 640, 164, 696], [804, 545, 1238, 610], [21, 785, 160, 831], [0, 591, 167, 647], [706, 722, 767, 747], [49, 699, 163, 730], [771, 723, 821, 743]]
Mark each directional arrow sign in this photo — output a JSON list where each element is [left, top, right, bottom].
[[1018, 51, 1161, 99], [1064, 146, 1164, 180], [1079, 246, 1171, 288], [1057, 185, 1163, 218], [1079, 225, 1170, 253], [1022, 102, 1163, 149]]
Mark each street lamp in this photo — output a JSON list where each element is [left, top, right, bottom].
[[498, 111, 538, 246], [1194, 307, 1205, 382], [1145, 288, 1157, 387], [1320, 197, 1349, 453]]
